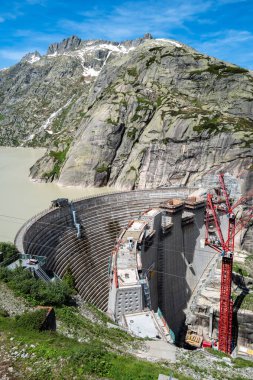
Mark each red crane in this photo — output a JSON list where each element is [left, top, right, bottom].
[[205, 173, 253, 354]]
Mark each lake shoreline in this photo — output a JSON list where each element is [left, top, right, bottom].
[[0, 147, 115, 243]]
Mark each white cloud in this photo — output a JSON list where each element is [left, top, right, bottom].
[[1, 0, 251, 70], [0, 8, 24, 21], [14, 29, 64, 44], [198, 30, 253, 50], [194, 30, 253, 69], [59, 0, 213, 40], [0, 49, 32, 61]]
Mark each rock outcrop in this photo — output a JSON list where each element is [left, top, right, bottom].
[[0, 35, 252, 188]]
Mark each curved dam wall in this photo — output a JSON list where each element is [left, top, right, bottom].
[[15, 188, 213, 327]]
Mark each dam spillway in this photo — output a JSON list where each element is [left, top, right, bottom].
[[15, 188, 216, 339]]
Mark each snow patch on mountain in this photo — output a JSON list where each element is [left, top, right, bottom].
[[27, 54, 41, 64], [21, 52, 41, 64], [47, 43, 135, 78], [156, 38, 182, 47], [40, 96, 74, 131], [83, 67, 100, 77], [47, 43, 135, 58], [22, 96, 75, 144]]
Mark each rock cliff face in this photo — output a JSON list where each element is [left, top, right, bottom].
[[0, 35, 252, 188]]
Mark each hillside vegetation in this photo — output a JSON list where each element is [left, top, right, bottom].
[[0, 263, 253, 380]]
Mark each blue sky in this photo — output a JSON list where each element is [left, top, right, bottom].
[[0, 0, 252, 69]]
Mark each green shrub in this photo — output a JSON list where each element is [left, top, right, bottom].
[[233, 263, 250, 277], [206, 64, 226, 75], [190, 64, 248, 78], [193, 115, 221, 134], [136, 104, 147, 112], [43, 144, 70, 180], [0, 242, 18, 262], [131, 114, 141, 122], [71, 342, 112, 376], [240, 293, 253, 311], [78, 111, 86, 118], [0, 267, 73, 306], [233, 357, 253, 368], [63, 267, 75, 290], [170, 110, 182, 116], [96, 164, 109, 173], [49, 149, 68, 163], [106, 117, 118, 125], [0, 308, 9, 317], [31, 281, 72, 306], [149, 46, 163, 52], [156, 96, 162, 107], [223, 66, 248, 75], [86, 302, 113, 324], [15, 309, 47, 331], [207, 64, 248, 76], [0, 267, 11, 281], [127, 67, 137, 77], [13, 277, 37, 295], [127, 127, 138, 140], [120, 99, 128, 107], [137, 97, 151, 105], [234, 118, 253, 133], [205, 347, 229, 358], [194, 54, 205, 61], [161, 52, 174, 58], [146, 56, 156, 67], [245, 254, 253, 265]]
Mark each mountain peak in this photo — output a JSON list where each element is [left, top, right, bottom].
[[143, 33, 153, 40], [46, 34, 155, 56], [47, 35, 82, 55], [21, 51, 41, 64], [120, 33, 154, 49]]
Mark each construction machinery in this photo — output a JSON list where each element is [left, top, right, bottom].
[[205, 173, 253, 353]]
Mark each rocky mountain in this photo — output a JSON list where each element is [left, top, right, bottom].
[[0, 34, 252, 189]]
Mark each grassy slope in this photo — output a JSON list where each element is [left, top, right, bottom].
[[0, 262, 252, 380], [0, 305, 188, 380], [1, 303, 253, 380]]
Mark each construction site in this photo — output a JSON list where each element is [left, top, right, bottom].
[[14, 176, 253, 357]]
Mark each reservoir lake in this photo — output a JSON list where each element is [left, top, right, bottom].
[[0, 147, 115, 243]]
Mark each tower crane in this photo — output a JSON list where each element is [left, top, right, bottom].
[[205, 173, 253, 354]]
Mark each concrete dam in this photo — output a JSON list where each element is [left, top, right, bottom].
[[15, 188, 216, 341]]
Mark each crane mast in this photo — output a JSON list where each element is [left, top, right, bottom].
[[205, 173, 253, 354]]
